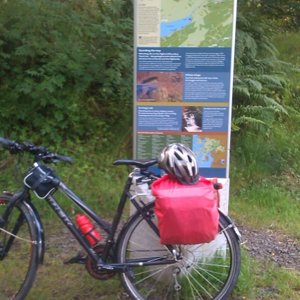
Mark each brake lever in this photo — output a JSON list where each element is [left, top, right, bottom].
[[9, 142, 24, 154], [41, 153, 73, 164]]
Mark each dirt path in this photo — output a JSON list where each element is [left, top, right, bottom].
[[238, 224, 300, 271], [25, 220, 299, 299]]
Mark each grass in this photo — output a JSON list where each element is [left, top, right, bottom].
[[22, 209, 300, 300], [0, 141, 135, 299], [230, 123, 300, 241], [232, 250, 300, 300], [0, 140, 131, 219], [229, 175, 300, 299], [274, 32, 300, 74], [228, 111, 300, 299], [25, 220, 123, 300], [1, 131, 299, 299], [230, 181, 300, 240], [229, 135, 300, 299]]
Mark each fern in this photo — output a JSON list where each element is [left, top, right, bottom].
[[233, 8, 293, 133], [234, 116, 268, 132], [244, 79, 263, 92], [263, 96, 288, 115], [233, 85, 250, 100], [257, 74, 286, 89]]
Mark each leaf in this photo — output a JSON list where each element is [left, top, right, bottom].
[[258, 74, 286, 89], [245, 79, 263, 92], [263, 96, 288, 115], [234, 116, 268, 131], [233, 85, 250, 99]]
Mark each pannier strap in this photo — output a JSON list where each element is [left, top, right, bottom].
[[113, 159, 157, 168]]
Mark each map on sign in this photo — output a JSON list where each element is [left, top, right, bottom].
[[192, 135, 226, 168], [161, 0, 233, 47]]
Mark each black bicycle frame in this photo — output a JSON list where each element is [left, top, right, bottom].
[[44, 174, 173, 271], [1, 171, 176, 271], [42, 174, 133, 269], [0, 189, 45, 263]]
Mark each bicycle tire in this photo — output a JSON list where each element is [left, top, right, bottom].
[[117, 202, 240, 300], [0, 194, 39, 299]]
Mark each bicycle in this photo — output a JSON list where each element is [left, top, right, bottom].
[[0, 137, 241, 300]]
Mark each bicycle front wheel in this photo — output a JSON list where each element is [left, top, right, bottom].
[[0, 194, 39, 299], [118, 203, 240, 300]]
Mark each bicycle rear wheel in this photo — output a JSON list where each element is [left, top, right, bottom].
[[0, 194, 39, 299], [118, 203, 240, 300]]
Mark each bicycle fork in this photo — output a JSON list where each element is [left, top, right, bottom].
[[0, 213, 28, 259], [0, 192, 44, 263]]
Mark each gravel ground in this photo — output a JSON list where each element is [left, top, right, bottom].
[[238, 224, 300, 271], [47, 221, 300, 272]]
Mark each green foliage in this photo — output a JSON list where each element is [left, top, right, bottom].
[[233, 2, 300, 137], [233, 12, 292, 133], [233, 250, 300, 299], [232, 3, 300, 180], [243, 0, 300, 31], [0, 0, 133, 144], [230, 175, 300, 239], [0, 137, 130, 219]]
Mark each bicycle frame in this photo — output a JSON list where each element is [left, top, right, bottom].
[[48, 173, 175, 271], [0, 189, 45, 263], [2, 170, 173, 273], [45, 175, 134, 269]]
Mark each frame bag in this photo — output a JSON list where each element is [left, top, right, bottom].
[[24, 163, 60, 199], [152, 175, 220, 245]]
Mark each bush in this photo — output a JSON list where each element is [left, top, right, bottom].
[[0, 0, 133, 144]]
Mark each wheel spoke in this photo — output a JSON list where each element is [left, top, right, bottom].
[[118, 203, 241, 300], [134, 264, 173, 285]]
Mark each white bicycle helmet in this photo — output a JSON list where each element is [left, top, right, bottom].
[[158, 143, 199, 184]]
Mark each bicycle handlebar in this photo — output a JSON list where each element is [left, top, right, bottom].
[[0, 137, 73, 164]]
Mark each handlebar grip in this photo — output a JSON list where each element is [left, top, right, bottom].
[[0, 137, 23, 154], [56, 154, 73, 164], [0, 137, 14, 148]]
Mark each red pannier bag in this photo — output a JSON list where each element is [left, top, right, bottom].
[[152, 175, 220, 245]]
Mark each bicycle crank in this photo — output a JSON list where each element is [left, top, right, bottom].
[[85, 245, 116, 280]]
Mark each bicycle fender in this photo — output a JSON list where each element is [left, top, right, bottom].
[[23, 201, 45, 264], [219, 209, 241, 241]]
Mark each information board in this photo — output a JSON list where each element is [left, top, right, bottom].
[[134, 0, 237, 180]]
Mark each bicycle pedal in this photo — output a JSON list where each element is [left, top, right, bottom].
[[64, 252, 86, 265]]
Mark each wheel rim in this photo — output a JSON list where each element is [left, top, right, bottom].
[[120, 211, 239, 300], [0, 198, 36, 299]]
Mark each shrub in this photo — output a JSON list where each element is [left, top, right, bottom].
[[0, 0, 133, 144]]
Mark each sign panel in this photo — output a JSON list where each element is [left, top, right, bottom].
[[134, 0, 237, 180]]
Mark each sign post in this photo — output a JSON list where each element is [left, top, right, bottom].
[[134, 0, 237, 212]]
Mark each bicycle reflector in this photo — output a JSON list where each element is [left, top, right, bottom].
[[0, 195, 9, 205]]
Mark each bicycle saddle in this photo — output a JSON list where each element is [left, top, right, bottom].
[[113, 159, 157, 168]]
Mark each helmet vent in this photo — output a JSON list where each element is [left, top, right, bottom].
[[157, 143, 199, 184], [174, 152, 182, 160]]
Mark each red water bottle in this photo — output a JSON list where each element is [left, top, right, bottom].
[[75, 214, 102, 246]]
